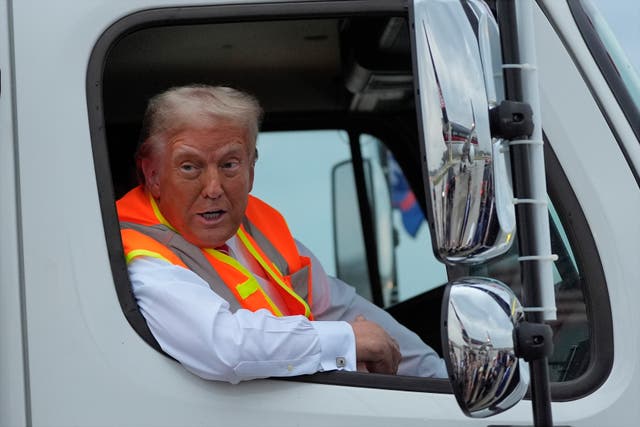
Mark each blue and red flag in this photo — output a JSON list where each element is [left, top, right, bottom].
[[388, 154, 425, 238]]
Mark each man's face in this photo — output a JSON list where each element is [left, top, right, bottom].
[[143, 123, 255, 248]]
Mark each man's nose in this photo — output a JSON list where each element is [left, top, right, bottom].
[[201, 167, 223, 199]]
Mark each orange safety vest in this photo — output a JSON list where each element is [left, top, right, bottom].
[[117, 186, 313, 319]]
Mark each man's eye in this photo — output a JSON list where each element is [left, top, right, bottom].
[[221, 160, 240, 170], [179, 163, 199, 176]]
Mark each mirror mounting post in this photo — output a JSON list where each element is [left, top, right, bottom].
[[497, 0, 555, 426]]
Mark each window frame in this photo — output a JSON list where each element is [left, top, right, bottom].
[[541, 136, 613, 401], [87, 0, 613, 400], [457, 137, 614, 400], [86, 0, 454, 394]]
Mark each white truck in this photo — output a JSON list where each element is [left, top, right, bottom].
[[1, 0, 639, 426]]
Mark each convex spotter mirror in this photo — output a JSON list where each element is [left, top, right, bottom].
[[442, 277, 530, 418]]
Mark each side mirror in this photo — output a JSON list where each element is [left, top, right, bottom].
[[412, 0, 515, 264], [442, 277, 530, 417], [332, 158, 396, 307]]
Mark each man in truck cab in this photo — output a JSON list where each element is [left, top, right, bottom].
[[116, 84, 447, 384]]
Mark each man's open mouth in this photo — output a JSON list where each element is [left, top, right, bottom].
[[199, 210, 225, 220]]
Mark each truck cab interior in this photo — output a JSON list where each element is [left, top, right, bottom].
[[89, 0, 603, 397]]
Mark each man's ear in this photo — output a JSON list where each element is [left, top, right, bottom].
[[248, 147, 257, 192], [248, 161, 255, 193], [141, 157, 161, 198]]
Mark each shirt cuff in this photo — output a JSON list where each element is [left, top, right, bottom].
[[310, 320, 357, 372]]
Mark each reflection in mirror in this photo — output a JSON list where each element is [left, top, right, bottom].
[[442, 277, 529, 418], [413, 0, 515, 263], [467, 0, 505, 106]]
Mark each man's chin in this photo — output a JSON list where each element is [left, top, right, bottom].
[[188, 230, 236, 249]]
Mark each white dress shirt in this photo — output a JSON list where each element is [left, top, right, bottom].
[[129, 238, 447, 383]]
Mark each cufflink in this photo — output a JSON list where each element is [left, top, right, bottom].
[[336, 357, 346, 368]]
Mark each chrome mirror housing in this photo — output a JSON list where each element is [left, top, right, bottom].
[[412, 0, 515, 263], [442, 277, 529, 418]]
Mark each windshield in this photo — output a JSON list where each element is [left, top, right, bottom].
[[580, 0, 640, 113]]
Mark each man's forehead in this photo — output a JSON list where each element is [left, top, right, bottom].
[[168, 132, 250, 156]]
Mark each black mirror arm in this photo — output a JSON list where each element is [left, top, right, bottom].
[[497, 1, 554, 425]]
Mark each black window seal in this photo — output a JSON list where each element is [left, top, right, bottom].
[[543, 135, 613, 401], [86, 0, 459, 394], [346, 130, 386, 307]]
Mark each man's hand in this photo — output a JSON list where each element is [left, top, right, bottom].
[[350, 315, 401, 374]]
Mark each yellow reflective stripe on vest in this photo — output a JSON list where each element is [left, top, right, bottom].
[[125, 249, 173, 265], [236, 279, 259, 299], [203, 247, 284, 317], [237, 227, 311, 318], [149, 193, 178, 233]]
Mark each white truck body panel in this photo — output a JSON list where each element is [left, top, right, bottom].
[[1, 1, 27, 425], [1, 0, 638, 425]]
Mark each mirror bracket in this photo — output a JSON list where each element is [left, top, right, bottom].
[[489, 100, 534, 139], [514, 321, 554, 362]]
